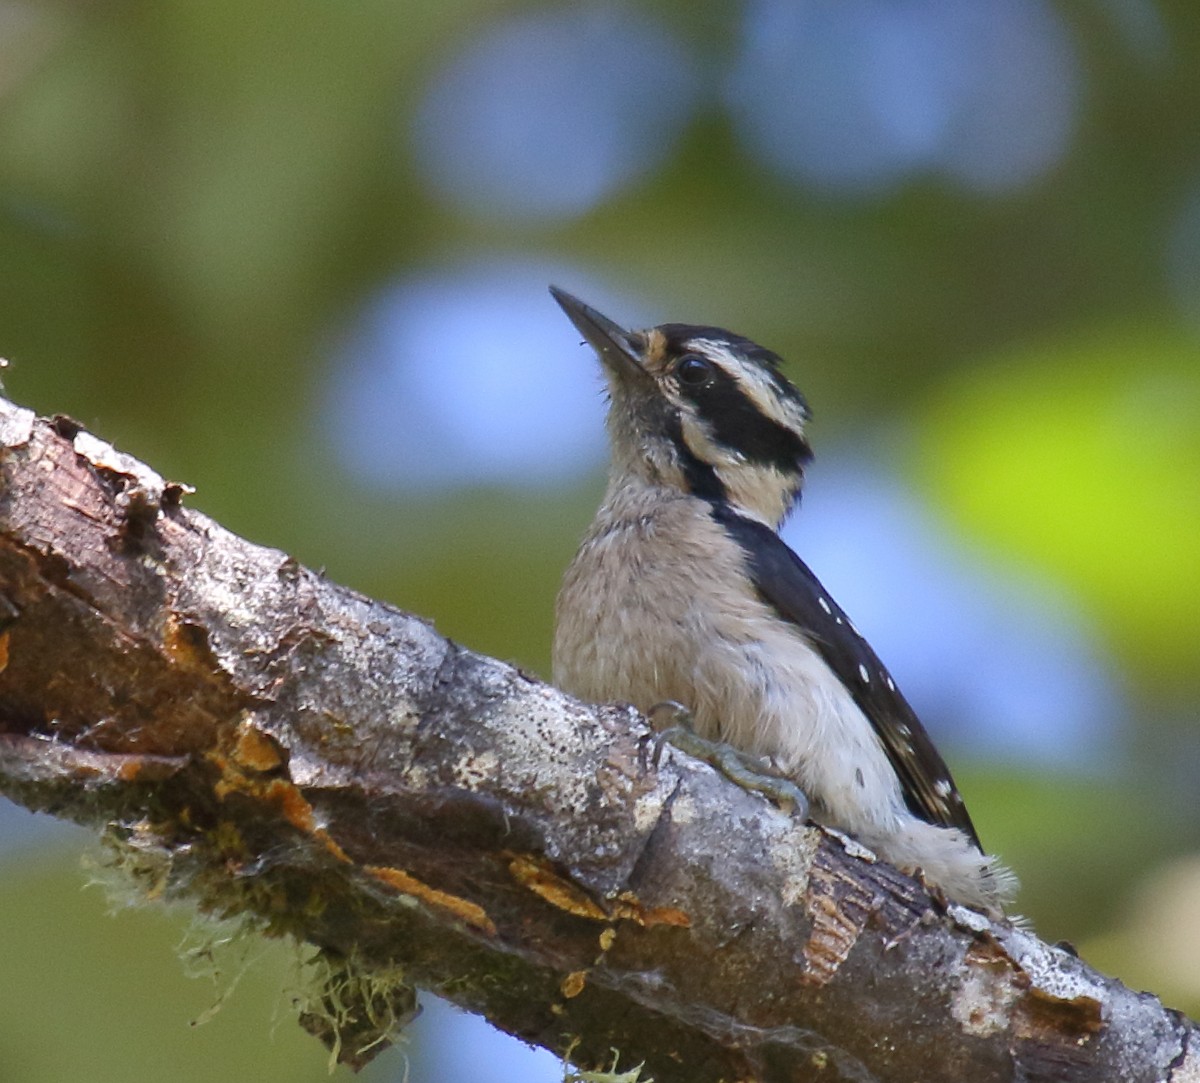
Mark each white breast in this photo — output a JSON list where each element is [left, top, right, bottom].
[[553, 483, 907, 839], [554, 480, 1014, 913]]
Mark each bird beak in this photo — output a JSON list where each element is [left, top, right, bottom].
[[549, 286, 650, 385]]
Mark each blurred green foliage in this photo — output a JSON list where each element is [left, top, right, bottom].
[[918, 326, 1200, 689], [0, 838, 331, 1083]]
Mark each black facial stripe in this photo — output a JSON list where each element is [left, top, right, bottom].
[[679, 364, 812, 473], [664, 413, 727, 502]]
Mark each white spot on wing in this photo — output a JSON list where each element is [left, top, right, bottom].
[[818, 596, 832, 615], [858, 663, 870, 683]]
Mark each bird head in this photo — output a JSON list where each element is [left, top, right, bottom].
[[551, 286, 812, 527]]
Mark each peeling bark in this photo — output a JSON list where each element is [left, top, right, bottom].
[[0, 395, 1195, 1082]]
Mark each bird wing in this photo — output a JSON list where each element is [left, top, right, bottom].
[[712, 505, 982, 847]]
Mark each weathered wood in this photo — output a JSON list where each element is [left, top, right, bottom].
[[0, 396, 1194, 1081]]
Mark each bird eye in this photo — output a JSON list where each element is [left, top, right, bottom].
[[676, 355, 713, 386]]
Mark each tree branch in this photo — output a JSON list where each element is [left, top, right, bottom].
[[0, 395, 1194, 1082]]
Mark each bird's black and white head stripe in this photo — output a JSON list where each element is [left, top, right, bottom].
[[548, 287, 815, 528], [648, 325, 812, 526], [656, 325, 812, 479]]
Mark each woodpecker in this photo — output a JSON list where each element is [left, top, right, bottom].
[[549, 286, 1015, 915]]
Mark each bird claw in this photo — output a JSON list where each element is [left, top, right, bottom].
[[644, 700, 692, 767], [644, 701, 809, 819]]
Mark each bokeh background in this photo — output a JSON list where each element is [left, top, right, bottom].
[[1, 1, 1198, 1080]]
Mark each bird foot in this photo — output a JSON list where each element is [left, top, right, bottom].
[[644, 701, 809, 818]]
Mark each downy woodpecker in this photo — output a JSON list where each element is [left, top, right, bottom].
[[550, 286, 1015, 915]]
